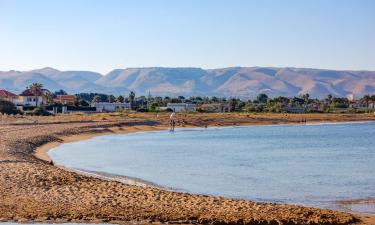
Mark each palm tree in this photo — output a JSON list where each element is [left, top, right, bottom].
[[29, 83, 43, 106], [43, 90, 54, 105], [129, 91, 135, 110]]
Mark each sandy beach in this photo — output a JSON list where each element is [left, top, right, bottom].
[[1, 112, 375, 225]]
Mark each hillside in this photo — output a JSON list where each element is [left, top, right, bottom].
[[0, 67, 374, 98]]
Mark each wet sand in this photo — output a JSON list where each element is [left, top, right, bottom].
[[1, 112, 375, 224]]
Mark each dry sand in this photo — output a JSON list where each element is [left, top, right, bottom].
[[1, 112, 375, 225]]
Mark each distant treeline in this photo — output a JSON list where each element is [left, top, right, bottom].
[[2, 87, 374, 115], [72, 91, 375, 113]]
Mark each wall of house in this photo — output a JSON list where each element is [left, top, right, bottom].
[[15, 96, 45, 106]]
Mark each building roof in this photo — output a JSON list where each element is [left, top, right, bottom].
[[20, 88, 44, 96], [55, 95, 76, 100], [0, 89, 18, 98]]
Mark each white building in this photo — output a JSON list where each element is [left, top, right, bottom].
[[16, 88, 47, 106], [91, 102, 131, 112], [166, 103, 196, 112]]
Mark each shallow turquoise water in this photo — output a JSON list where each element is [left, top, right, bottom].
[[49, 122, 375, 212]]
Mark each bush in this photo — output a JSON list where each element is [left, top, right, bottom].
[[136, 108, 148, 112], [31, 106, 52, 116], [0, 100, 22, 115], [79, 100, 90, 107], [364, 108, 375, 113]]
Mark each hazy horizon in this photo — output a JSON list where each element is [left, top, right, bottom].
[[1, 0, 374, 74]]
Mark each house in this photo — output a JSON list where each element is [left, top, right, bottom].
[[0, 89, 18, 103], [166, 103, 196, 112], [91, 102, 131, 112], [199, 103, 231, 113], [17, 88, 48, 106], [54, 95, 76, 105]]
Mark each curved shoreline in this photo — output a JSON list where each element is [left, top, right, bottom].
[[35, 125, 173, 190], [2, 113, 375, 224]]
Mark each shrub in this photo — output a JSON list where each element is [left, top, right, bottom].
[[364, 108, 375, 113], [136, 108, 148, 112], [31, 106, 52, 116], [0, 100, 22, 115]]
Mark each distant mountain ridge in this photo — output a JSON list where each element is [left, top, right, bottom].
[[1, 67, 374, 99]]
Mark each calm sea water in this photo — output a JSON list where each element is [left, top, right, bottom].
[[49, 122, 375, 212]]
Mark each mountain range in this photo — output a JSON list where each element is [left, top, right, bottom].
[[1, 67, 374, 99]]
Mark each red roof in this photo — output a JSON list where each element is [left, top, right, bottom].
[[55, 95, 76, 101], [20, 89, 43, 96], [0, 89, 17, 98]]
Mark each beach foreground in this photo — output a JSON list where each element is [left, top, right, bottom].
[[1, 112, 375, 225]]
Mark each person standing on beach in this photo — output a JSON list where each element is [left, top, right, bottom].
[[170, 111, 176, 132]]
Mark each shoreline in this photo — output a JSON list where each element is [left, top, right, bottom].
[[2, 112, 375, 225], [35, 125, 173, 190]]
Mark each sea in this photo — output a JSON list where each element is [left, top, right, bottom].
[[48, 121, 375, 214]]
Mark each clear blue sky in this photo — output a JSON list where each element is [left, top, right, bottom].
[[0, 0, 374, 74]]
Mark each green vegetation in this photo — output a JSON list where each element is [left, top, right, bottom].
[[31, 106, 52, 116], [7, 84, 375, 115], [0, 100, 21, 115], [70, 91, 375, 113]]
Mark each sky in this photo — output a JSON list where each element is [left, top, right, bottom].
[[0, 0, 374, 74]]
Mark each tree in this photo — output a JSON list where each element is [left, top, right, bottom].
[[0, 100, 21, 114], [93, 95, 101, 103], [326, 94, 333, 104], [371, 95, 375, 108], [301, 93, 310, 105], [362, 95, 371, 108], [54, 89, 67, 95], [229, 98, 240, 112], [117, 95, 124, 103], [74, 95, 80, 107], [291, 97, 304, 106], [211, 96, 219, 102], [29, 83, 43, 106], [256, 93, 268, 103], [79, 100, 90, 107], [171, 98, 182, 103], [43, 90, 54, 105], [129, 91, 136, 110], [331, 97, 349, 108], [273, 96, 289, 104], [108, 95, 115, 103]]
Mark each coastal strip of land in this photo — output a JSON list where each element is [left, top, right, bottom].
[[1, 112, 375, 225]]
